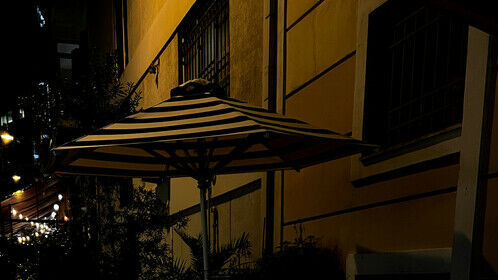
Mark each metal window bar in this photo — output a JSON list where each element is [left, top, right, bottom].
[[179, 0, 230, 96], [369, 3, 468, 147]]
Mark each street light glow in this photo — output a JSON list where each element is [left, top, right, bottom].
[[1, 132, 14, 144], [58, 194, 63, 201], [12, 175, 21, 183], [53, 204, 59, 211]]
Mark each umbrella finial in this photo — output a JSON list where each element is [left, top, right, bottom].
[[171, 79, 226, 98]]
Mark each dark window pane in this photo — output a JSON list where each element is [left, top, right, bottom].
[[364, 0, 467, 148], [179, 0, 230, 96]]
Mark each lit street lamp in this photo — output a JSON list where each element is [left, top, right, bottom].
[[1, 132, 14, 145], [12, 175, 21, 183]]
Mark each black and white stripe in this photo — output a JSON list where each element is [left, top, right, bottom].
[[55, 94, 373, 178]]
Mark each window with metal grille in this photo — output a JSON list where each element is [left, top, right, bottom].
[[178, 0, 230, 95], [363, 0, 468, 149]]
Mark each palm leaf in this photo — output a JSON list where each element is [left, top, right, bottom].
[[175, 229, 252, 276]]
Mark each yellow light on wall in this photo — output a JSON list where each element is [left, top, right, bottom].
[[12, 189, 23, 196], [19, 214, 23, 219], [1, 132, 14, 144], [12, 175, 21, 183]]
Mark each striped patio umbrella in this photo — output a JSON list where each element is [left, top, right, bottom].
[[54, 79, 374, 280]]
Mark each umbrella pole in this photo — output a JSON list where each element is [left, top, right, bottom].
[[198, 182, 210, 280]]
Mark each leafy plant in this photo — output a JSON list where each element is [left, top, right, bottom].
[[175, 228, 252, 279], [241, 225, 344, 280]]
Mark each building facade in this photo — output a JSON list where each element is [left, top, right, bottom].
[[98, 0, 497, 278]]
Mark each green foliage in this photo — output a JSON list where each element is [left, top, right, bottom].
[[59, 50, 141, 139], [175, 227, 252, 279], [235, 225, 344, 280], [2, 49, 144, 279], [74, 180, 192, 280]]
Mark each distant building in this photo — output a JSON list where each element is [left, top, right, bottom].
[[91, 0, 498, 279]]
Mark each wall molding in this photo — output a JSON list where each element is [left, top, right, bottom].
[[168, 179, 261, 222], [283, 186, 456, 226]]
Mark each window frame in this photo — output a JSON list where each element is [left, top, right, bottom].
[[177, 0, 230, 95], [362, 0, 468, 157], [351, 0, 471, 184]]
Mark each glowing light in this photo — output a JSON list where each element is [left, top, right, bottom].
[[11, 209, 17, 216], [35, 232, 39, 237], [30, 221, 34, 226], [35, 223, 40, 228], [40, 229, 45, 234], [53, 204, 59, 211], [26, 236, 30, 242], [1, 132, 14, 144], [18, 214, 23, 219], [58, 194, 63, 201], [21, 237, 26, 242], [64, 216, 69, 222], [12, 175, 21, 183], [17, 237, 22, 244], [51, 212, 56, 218], [25, 217, 29, 221], [36, 6, 45, 27]]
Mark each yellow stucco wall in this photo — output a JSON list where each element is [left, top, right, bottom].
[[139, 35, 179, 108], [281, 0, 460, 265], [229, 0, 264, 105], [286, 0, 357, 94], [283, 191, 456, 258], [122, 0, 195, 85], [286, 0, 318, 28]]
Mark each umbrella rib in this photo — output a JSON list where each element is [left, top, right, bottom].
[[182, 146, 198, 171], [212, 136, 258, 173], [163, 144, 197, 174], [260, 140, 301, 172], [196, 138, 209, 172], [205, 137, 218, 170], [144, 148, 188, 174]]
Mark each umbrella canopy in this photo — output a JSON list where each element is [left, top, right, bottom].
[[55, 82, 372, 180], [54, 79, 374, 280]]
